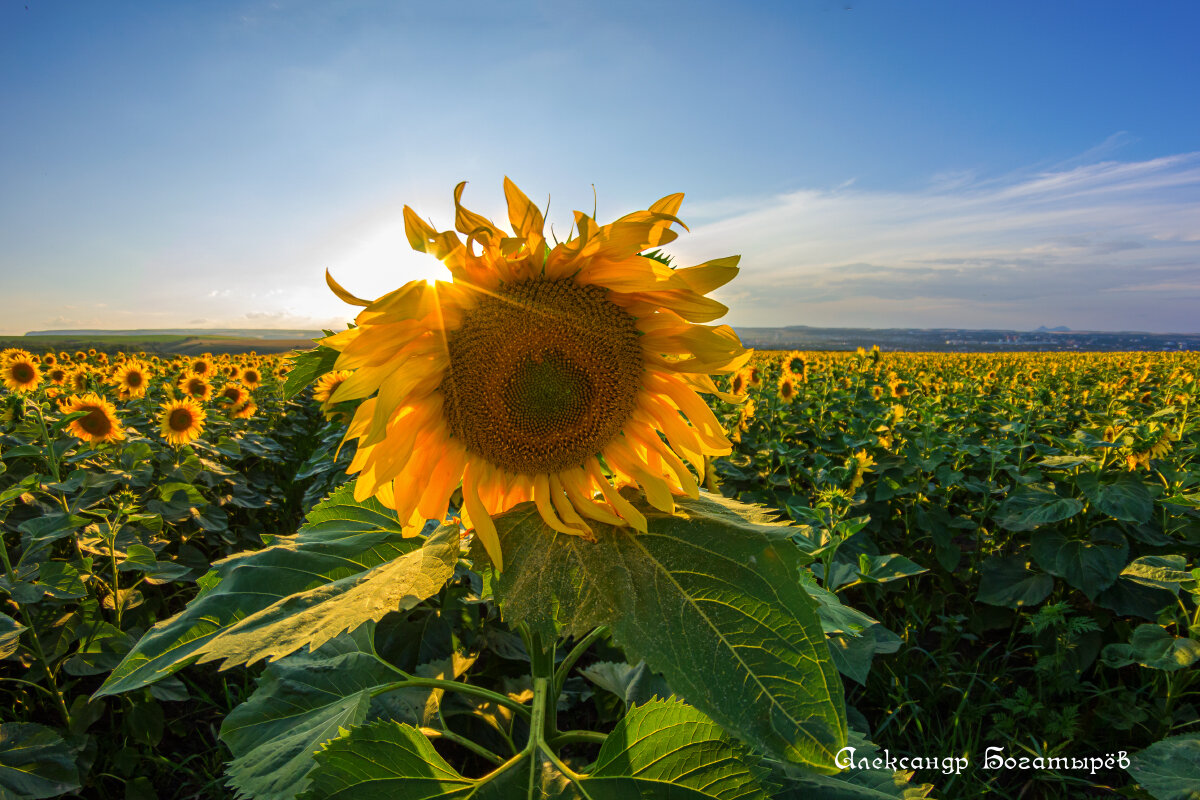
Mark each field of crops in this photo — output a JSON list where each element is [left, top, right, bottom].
[[1, 344, 1197, 799]]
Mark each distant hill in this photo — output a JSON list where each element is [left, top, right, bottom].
[[24, 328, 323, 340], [1034, 325, 1071, 332]]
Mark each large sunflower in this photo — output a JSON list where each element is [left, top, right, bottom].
[[3, 355, 41, 393], [60, 393, 125, 443], [322, 180, 749, 569], [159, 397, 207, 445]]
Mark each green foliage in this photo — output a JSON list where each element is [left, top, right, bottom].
[[282, 345, 340, 400], [1128, 734, 1200, 800], [473, 491, 848, 773]]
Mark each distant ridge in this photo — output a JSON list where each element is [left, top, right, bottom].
[[24, 328, 323, 340]]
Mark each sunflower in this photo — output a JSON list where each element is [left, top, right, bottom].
[[68, 368, 91, 393], [47, 366, 69, 386], [783, 351, 807, 379], [239, 366, 263, 390], [322, 179, 749, 568], [41, 353, 57, 368], [778, 375, 799, 404], [159, 397, 207, 445], [3, 355, 41, 393], [188, 357, 214, 378], [179, 374, 213, 402], [218, 383, 249, 407], [729, 369, 750, 397], [312, 370, 353, 406], [231, 398, 257, 419], [59, 393, 125, 443], [112, 361, 151, 398], [1, 348, 32, 365]]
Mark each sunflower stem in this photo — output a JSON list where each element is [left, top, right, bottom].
[[28, 400, 61, 483]]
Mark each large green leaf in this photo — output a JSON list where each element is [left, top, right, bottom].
[[302, 699, 775, 800], [95, 483, 430, 697], [1128, 734, 1200, 800], [994, 486, 1083, 532], [1077, 471, 1154, 523], [1030, 527, 1128, 600], [976, 555, 1054, 608], [302, 721, 476, 800], [0, 613, 26, 660], [0, 723, 81, 800], [196, 524, 458, 669], [584, 698, 773, 800], [476, 491, 847, 773], [1102, 624, 1200, 672], [220, 627, 401, 800], [282, 345, 340, 400]]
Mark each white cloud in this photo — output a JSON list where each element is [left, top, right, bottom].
[[667, 149, 1200, 332]]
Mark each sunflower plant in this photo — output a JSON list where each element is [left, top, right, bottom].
[[90, 182, 904, 799]]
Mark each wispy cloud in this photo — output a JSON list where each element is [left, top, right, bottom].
[[673, 149, 1200, 332]]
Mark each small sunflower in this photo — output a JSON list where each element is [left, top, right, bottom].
[[3, 355, 41, 393], [188, 357, 214, 377], [112, 360, 151, 398], [159, 397, 207, 445], [322, 179, 749, 568], [41, 353, 57, 368], [312, 370, 353, 406], [68, 368, 91, 393], [47, 366, 69, 386], [783, 351, 807, 379], [231, 398, 257, 419], [60, 393, 125, 443], [778, 375, 799, 404], [179, 374, 213, 402], [239, 366, 263, 390], [218, 383, 249, 407]]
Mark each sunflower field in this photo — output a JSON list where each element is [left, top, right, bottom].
[[1, 183, 1198, 800]]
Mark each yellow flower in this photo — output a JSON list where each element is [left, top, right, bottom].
[[231, 398, 257, 419], [313, 370, 352, 405], [187, 356, 215, 378], [179, 374, 213, 402], [239, 366, 263, 390], [322, 179, 750, 569], [60, 393, 125, 443], [778, 375, 799, 404], [3, 355, 41, 393], [112, 360, 151, 398], [159, 397, 207, 445], [218, 383, 249, 408]]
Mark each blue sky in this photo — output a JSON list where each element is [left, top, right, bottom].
[[1, 0, 1197, 334]]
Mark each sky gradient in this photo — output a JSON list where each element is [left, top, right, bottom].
[[2, 0, 1197, 334]]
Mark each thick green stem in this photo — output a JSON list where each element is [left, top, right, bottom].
[[28, 401, 61, 483], [368, 676, 531, 719], [554, 626, 607, 699]]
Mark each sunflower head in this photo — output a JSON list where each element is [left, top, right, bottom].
[[113, 361, 151, 398], [321, 179, 750, 569], [3, 356, 41, 393], [312, 370, 353, 406], [60, 392, 125, 443], [189, 357, 214, 377], [778, 375, 799, 404], [239, 366, 262, 389], [219, 383, 249, 407], [231, 398, 257, 419], [179, 374, 213, 402], [159, 397, 207, 446]]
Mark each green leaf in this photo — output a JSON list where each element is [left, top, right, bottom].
[[195, 523, 458, 670], [302, 720, 475, 800], [775, 733, 935, 799], [1096, 578, 1178, 620], [0, 613, 25, 660], [995, 486, 1083, 532], [1077, 471, 1154, 523], [283, 346, 340, 400], [1118, 625, 1200, 672], [1128, 734, 1200, 800], [1121, 555, 1192, 594], [584, 698, 773, 800], [1030, 527, 1127, 600], [854, 554, 927, 585], [976, 555, 1053, 608], [95, 482, 426, 698], [220, 627, 401, 800], [580, 661, 673, 710], [476, 490, 847, 773], [0, 722, 82, 799]]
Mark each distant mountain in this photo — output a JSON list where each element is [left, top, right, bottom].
[[24, 328, 323, 340], [1034, 325, 1071, 332]]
